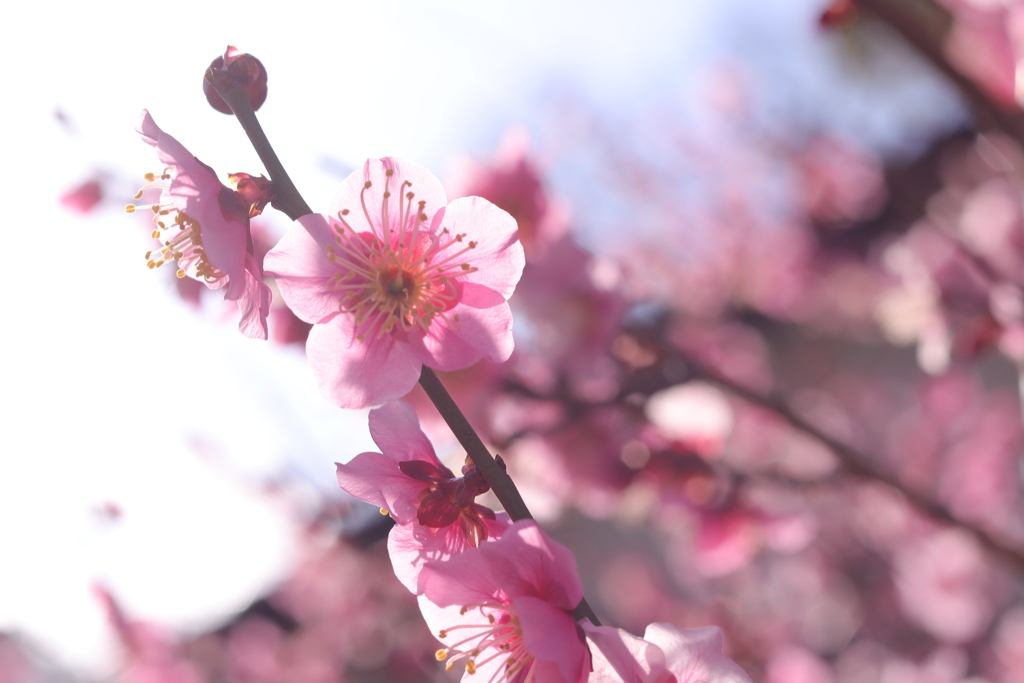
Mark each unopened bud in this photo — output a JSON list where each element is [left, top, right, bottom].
[[203, 46, 268, 114]]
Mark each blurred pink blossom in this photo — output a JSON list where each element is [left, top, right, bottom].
[[60, 177, 103, 214]]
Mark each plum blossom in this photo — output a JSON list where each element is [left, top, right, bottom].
[[128, 110, 272, 339], [334, 400, 507, 591], [265, 157, 525, 408], [586, 623, 752, 683], [417, 520, 590, 683]]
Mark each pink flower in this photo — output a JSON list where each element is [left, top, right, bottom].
[[334, 400, 507, 591], [417, 520, 590, 683], [128, 110, 271, 339], [265, 157, 524, 408], [586, 623, 752, 683], [60, 177, 103, 214]]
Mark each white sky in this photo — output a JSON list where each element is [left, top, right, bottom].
[[1, 0, 965, 676]]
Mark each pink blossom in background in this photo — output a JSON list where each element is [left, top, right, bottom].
[[130, 110, 271, 339], [334, 400, 507, 591], [265, 157, 525, 408], [586, 623, 752, 683], [448, 127, 569, 260], [417, 520, 589, 682], [60, 177, 104, 214], [94, 585, 203, 683]]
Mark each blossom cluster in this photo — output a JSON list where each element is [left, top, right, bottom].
[[127, 105, 751, 682]]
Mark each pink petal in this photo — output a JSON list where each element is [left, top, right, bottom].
[[643, 624, 752, 683], [368, 400, 438, 464], [306, 318, 422, 409], [328, 157, 448, 237], [480, 520, 583, 609], [389, 513, 510, 593], [409, 302, 515, 370], [515, 595, 591, 683], [137, 111, 248, 289], [236, 253, 271, 340], [388, 522, 467, 593], [264, 214, 344, 324], [335, 453, 425, 524], [417, 541, 506, 609], [586, 625, 671, 683], [434, 196, 525, 300]]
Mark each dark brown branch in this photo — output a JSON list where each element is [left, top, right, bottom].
[[204, 70, 312, 220], [418, 367, 601, 625]]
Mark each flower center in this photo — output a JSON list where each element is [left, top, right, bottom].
[[324, 169, 479, 341], [435, 602, 536, 682], [126, 170, 226, 284]]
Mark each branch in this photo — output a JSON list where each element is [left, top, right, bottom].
[[204, 69, 313, 220], [627, 323, 1024, 573], [417, 367, 601, 625]]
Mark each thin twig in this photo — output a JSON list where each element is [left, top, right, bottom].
[[204, 70, 312, 220], [418, 367, 602, 625]]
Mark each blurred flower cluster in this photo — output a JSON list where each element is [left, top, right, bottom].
[[28, 4, 1024, 683]]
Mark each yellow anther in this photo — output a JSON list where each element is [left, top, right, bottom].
[[435, 649, 448, 661], [144, 172, 157, 181], [466, 661, 476, 674], [125, 205, 136, 213], [379, 507, 389, 515], [151, 230, 160, 238], [176, 269, 186, 278]]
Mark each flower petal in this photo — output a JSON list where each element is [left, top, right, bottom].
[[335, 454, 424, 524], [515, 595, 590, 683], [265, 214, 344, 324], [368, 400, 438, 464], [236, 253, 271, 340], [585, 625, 671, 683], [434, 196, 525, 300], [409, 302, 515, 370], [479, 520, 583, 609], [328, 157, 448, 238], [643, 624, 752, 683], [306, 319, 422, 408]]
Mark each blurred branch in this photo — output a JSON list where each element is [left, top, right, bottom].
[[857, 0, 1024, 145], [626, 320, 1024, 574]]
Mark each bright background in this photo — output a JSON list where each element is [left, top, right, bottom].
[[2, 0, 965, 676]]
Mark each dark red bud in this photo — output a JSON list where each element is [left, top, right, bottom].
[[399, 460, 455, 483], [819, 0, 857, 29], [416, 488, 462, 528], [228, 173, 276, 217], [204, 46, 268, 114]]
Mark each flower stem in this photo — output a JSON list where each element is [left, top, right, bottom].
[[417, 366, 601, 625], [203, 70, 312, 220]]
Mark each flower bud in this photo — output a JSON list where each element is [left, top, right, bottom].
[[203, 46, 268, 114]]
